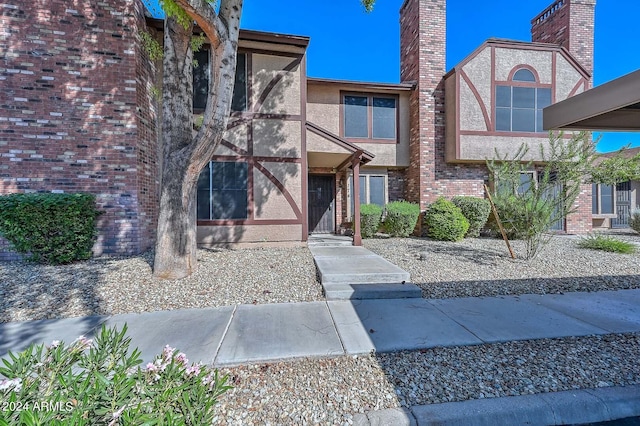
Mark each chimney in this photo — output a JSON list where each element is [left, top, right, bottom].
[[531, 0, 596, 84]]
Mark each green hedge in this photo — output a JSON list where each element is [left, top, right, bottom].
[[423, 197, 469, 242], [360, 204, 383, 238], [0, 193, 101, 264], [451, 196, 491, 238], [383, 201, 420, 237]]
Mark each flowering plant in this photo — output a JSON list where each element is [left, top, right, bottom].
[[0, 325, 231, 425]]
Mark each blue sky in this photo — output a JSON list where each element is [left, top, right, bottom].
[[146, 0, 640, 152]]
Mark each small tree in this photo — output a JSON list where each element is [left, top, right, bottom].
[[487, 132, 640, 259]]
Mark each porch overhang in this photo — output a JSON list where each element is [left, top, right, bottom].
[[543, 69, 640, 131], [305, 121, 374, 169]]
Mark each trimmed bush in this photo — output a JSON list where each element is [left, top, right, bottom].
[[451, 196, 491, 238], [578, 234, 636, 254], [423, 197, 469, 242], [630, 209, 640, 234], [360, 204, 383, 238], [0, 193, 101, 264], [383, 201, 420, 237]]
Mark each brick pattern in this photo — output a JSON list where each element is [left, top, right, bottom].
[[531, 0, 595, 81], [387, 169, 405, 202], [565, 183, 592, 234], [400, 0, 489, 210], [0, 0, 158, 259]]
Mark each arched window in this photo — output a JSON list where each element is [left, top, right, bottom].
[[496, 67, 551, 132]]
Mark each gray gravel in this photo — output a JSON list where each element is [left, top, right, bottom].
[[214, 333, 640, 425], [364, 235, 640, 299], [0, 247, 322, 323]]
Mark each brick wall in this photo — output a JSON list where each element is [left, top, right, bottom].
[[387, 169, 405, 202], [531, 0, 595, 82], [0, 0, 158, 259], [400, 0, 489, 211]]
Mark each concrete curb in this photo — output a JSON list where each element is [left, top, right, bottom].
[[353, 385, 640, 425]]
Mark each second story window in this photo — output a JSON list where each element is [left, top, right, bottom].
[[495, 68, 551, 133], [193, 51, 248, 112], [343, 94, 397, 141]]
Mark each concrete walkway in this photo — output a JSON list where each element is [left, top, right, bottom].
[[2, 289, 640, 424]]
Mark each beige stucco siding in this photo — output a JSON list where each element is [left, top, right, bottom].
[[253, 162, 302, 220], [216, 123, 249, 155], [495, 48, 552, 84], [444, 74, 457, 162], [459, 134, 555, 162], [198, 224, 303, 245], [252, 54, 301, 115], [555, 54, 584, 101], [252, 119, 301, 158], [306, 131, 351, 154], [307, 86, 341, 132], [459, 78, 487, 131], [461, 46, 492, 119]]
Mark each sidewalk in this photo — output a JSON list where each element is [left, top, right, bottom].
[[2, 289, 640, 424]]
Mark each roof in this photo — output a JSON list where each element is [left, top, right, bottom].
[[543, 69, 640, 131], [600, 147, 640, 159], [307, 77, 415, 92]]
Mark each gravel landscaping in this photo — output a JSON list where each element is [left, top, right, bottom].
[[215, 333, 640, 425], [0, 247, 322, 323], [364, 234, 640, 299]]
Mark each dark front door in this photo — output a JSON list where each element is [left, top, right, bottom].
[[308, 175, 335, 234], [612, 181, 631, 228]]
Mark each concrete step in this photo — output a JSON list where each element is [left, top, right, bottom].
[[323, 282, 422, 300], [314, 255, 410, 284]]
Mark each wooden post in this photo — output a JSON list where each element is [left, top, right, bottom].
[[352, 155, 362, 246], [484, 184, 516, 259]]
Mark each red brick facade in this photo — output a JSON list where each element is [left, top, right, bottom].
[[0, 0, 159, 258]]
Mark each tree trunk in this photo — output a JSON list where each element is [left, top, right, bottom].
[[153, 17, 198, 279]]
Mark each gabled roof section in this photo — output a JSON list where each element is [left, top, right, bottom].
[[308, 77, 414, 92], [306, 122, 374, 163], [544, 69, 640, 131], [445, 38, 590, 80]]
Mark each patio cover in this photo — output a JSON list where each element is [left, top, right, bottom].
[[543, 69, 640, 131]]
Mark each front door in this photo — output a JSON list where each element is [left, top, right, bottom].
[[308, 175, 335, 234], [612, 181, 631, 228]]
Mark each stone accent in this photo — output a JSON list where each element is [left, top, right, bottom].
[[0, 0, 159, 259]]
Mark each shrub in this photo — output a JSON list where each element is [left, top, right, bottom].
[[423, 197, 469, 242], [630, 209, 640, 234], [383, 201, 420, 237], [578, 234, 637, 254], [451, 196, 491, 238], [0, 193, 101, 264], [360, 204, 383, 238], [0, 325, 231, 425]]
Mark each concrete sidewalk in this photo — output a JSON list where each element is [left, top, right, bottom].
[[2, 289, 640, 365], [2, 289, 640, 424]]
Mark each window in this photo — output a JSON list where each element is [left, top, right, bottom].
[[343, 94, 397, 140], [348, 174, 387, 216], [197, 161, 248, 220], [495, 68, 551, 133], [193, 52, 247, 112], [592, 183, 615, 215]]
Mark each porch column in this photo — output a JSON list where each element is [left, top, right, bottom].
[[352, 155, 362, 246]]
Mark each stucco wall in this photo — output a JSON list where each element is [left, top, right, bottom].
[[252, 54, 301, 115]]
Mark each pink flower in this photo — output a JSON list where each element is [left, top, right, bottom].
[[174, 352, 188, 367], [186, 363, 202, 377]]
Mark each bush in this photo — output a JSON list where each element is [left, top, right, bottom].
[[382, 201, 420, 237], [423, 197, 469, 242], [0, 193, 100, 264], [360, 204, 383, 238], [630, 209, 640, 234], [451, 196, 491, 238], [0, 325, 231, 425], [578, 234, 636, 254], [485, 194, 555, 241]]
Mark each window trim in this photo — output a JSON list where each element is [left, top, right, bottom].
[[197, 160, 249, 221], [494, 66, 553, 134], [347, 171, 388, 219], [340, 92, 399, 144], [592, 183, 617, 218]]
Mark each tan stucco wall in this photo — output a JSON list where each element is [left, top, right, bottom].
[[444, 74, 457, 163], [306, 131, 351, 154], [459, 78, 487, 131], [495, 48, 552, 84], [459, 134, 555, 162], [253, 162, 302, 220], [216, 123, 249, 155], [555, 54, 584, 101], [462, 46, 492, 119], [307, 85, 341, 131], [252, 54, 301, 115], [197, 224, 303, 245], [252, 119, 301, 158]]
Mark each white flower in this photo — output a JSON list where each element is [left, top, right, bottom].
[[0, 378, 22, 392], [50, 340, 61, 348]]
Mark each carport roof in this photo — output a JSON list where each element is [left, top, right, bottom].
[[543, 69, 640, 131]]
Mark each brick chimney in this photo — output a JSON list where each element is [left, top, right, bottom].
[[531, 0, 596, 84], [399, 0, 446, 209]]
